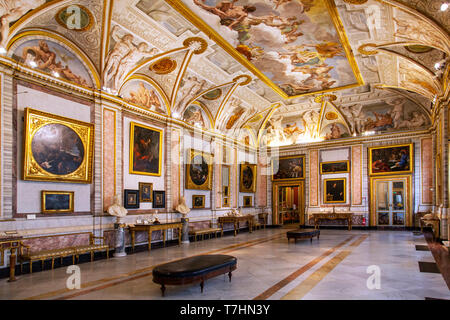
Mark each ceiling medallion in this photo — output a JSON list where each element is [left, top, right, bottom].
[[55, 5, 94, 31], [202, 88, 222, 100], [325, 112, 338, 120], [343, 0, 368, 4], [183, 37, 208, 54], [405, 45, 433, 54], [150, 58, 177, 74]]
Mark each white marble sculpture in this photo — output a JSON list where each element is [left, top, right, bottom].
[[107, 194, 128, 222], [175, 196, 190, 216], [0, 0, 46, 48]]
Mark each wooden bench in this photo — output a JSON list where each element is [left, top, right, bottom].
[[188, 220, 222, 241], [287, 229, 320, 243], [152, 254, 237, 296], [19, 232, 109, 273]]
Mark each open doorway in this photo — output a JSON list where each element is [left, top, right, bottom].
[[272, 182, 305, 225]]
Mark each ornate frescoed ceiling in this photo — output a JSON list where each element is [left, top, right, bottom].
[[0, 0, 448, 148]]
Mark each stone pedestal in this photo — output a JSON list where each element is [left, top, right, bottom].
[[181, 217, 190, 244], [114, 223, 127, 257]]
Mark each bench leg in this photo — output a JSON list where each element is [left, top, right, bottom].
[[91, 251, 94, 262], [30, 261, 33, 274], [106, 249, 109, 259], [52, 258, 55, 270], [200, 280, 204, 293], [228, 271, 232, 282], [72, 255, 75, 265], [160, 284, 166, 297], [41, 260, 44, 270]]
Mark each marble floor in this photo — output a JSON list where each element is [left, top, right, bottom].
[[0, 228, 449, 300]]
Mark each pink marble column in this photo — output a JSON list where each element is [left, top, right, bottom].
[[257, 154, 268, 207], [171, 129, 181, 210], [352, 145, 362, 205], [309, 150, 319, 207], [214, 143, 222, 209], [232, 148, 238, 208], [103, 108, 116, 212], [421, 137, 433, 204]]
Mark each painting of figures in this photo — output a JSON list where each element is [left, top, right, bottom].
[[121, 80, 166, 114], [12, 39, 93, 87], [369, 144, 413, 176], [272, 155, 305, 181], [186, 149, 213, 190], [321, 122, 350, 140], [359, 98, 430, 134], [320, 161, 349, 174], [323, 178, 346, 203], [129, 122, 163, 176], [170, 0, 361, 98], [182, 104, 208, 128], [240, 163, 256, 192]]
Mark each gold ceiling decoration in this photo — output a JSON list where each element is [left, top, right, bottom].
[[233, 75, 252, 86], [405, 45, 433, 54], [202, 88, 222, 100], [358, 43, 379, 56], [150, 58, 177, 74], [182, 37, 208, 54], [342, 0, 368, 4], [55, 5, 94, 31], [325, 112, 339, 120], [314, 94, 337, 103]]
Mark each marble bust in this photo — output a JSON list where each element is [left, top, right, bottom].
[[107, 194, 128, 220], [175, 196, 190, 216]]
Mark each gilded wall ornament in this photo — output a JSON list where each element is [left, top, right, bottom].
[[343, 0, 368, 4], [358, 43, 379, 56], [202, 88, 222, 100], [183, 37, 208, 54]]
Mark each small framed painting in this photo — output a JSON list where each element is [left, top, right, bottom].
[[320, 161, 350, 174], [192, 195, 205, 209], [41, 191, 74, 214], [139, 182, 153, 202], [124, 189, 140, 209], [153, 191, 165, 209], [323, 178, 346, 204], [240, 163, 256, 192], [243, 196, 253, 207]]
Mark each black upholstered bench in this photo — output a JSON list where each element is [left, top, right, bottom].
[[287, 229, 320, 243], [152, 254, 237, 296]]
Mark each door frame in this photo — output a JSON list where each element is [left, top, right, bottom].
[[272, 180, 305, 225], [369, 175, 413, 227]]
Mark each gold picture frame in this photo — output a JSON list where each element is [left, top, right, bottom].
[[23, 108, 94, 183], [240, 163, 257, 193], [139, 182, 153, 202], [272, 155, 305, 181], [185, 149, 213, 190], [323, 178, 346, 203], [368, 144, 413, 176], [129, 122, 163, 176], [192, 195, 206, 209], [320, 160, 350, 174], [41, 191, 74, 214], [243, 196, 253, 207]]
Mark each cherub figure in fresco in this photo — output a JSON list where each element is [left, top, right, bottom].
[[177, 76, 208, 109], [193, 0, 256, 30], [0, 0, 46, 48], [104, 25, 135, 89], [184, 106, 206, 128], [127, 82, 163, 113], [324, 123, 342, 140], [385, 98, 406, 129]]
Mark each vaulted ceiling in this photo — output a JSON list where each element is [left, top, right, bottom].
[[1, 0, 448, 147]]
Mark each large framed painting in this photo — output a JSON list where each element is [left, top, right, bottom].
[[186, 149, 213, 190], [139, 182, 153, 202], [23, 108, 94, 183], [129, 122, 163, 176], [272, 155, 305, 181], [320, 161, 350, 174], [153, 191, 166, 208], [41, 191, 74, 214], [124, 189, 140, 209], [323, 178, 346, 204], [240, 163, 256, 193], [369, 144, 413, 176]]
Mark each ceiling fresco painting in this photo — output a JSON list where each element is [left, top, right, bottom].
[[166, 0, 363, 99], [1, 0, 448, 149], [120, 80, 167, 114], [11, 38, 94, 88]]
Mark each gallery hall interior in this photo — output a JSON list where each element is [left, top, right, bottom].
[[0, 0, 449, 303]]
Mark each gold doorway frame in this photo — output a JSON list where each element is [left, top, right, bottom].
[[272, 180, 305, 225], [369, 175, 413, 227]]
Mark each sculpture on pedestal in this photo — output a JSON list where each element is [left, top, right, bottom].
[[107, 194, 128, 257], [175, 197, 190, 243]]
